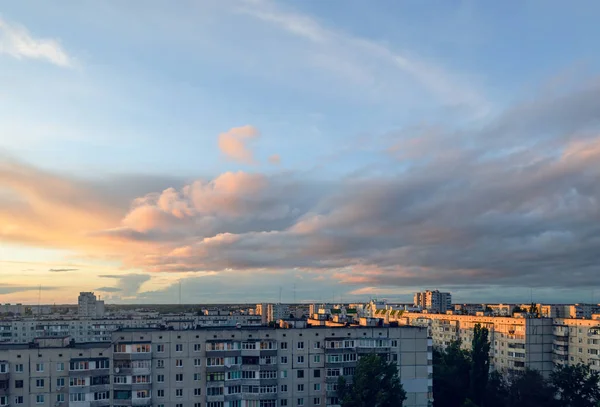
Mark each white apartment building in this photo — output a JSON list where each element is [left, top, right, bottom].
[[0, 325, 433, 407], [413, 291, 452, 313], [78, 293, 105, 318], [552, 318, 600, 370], [390, 312, 554, 377]]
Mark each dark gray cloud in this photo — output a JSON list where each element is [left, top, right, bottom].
[[108, 78, 600, 294], [49, 268, 78, 272], [94, 286, 122, 293], [98, 274, 151, 297]]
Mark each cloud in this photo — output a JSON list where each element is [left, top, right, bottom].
[[236, 1, 486, 113], [95, 286, 123, 293], [0, 17, 73, 67], [268, 154, 281, 165], [0, 285, 58, 295], [49, 268, 78, 272], [218, 125, 260, 164], [2, 78, 600, 300], [98, 274, 151, 297]]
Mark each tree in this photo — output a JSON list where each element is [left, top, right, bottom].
[[484, 371, 509, 407], [433, 340, 471, 407], [470, 324, 490, 405], [551, 363, 600, 407], [461, 400, 479, 407], [507, 369, 557, 407], [337, 353, 406, 407], [528, 303, 539, 317]]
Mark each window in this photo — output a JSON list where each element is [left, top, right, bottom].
[[70, 394, 85, 402], [134, 344, 151, 353], [313, 355, 320, 363], [280, 401, 287, 407], [157, 359, 165, 368], [313, 369, 321, 378], [0, 397, 7, 406], [207, 387, 223, 396], [314, 398, 321, 405], [157, 374, 164, 383], [157, 390, 164, 398], [14, 397, 24, 405], [194, 404, 201, 407], [281, 356, 288, 364], [56, 362, 64, 371], [194, 344, 201, 352], [57, 378, 65, 387], [70, 361, 89, 371], [314, 383, 321, 391], [36, 395, 44, 404], [194, 388, 202, 396], [280, 370, 287, 378], [176, 344, 183, 352], [36, 363, 44, 372], [297, 399, 304, 406], [194, 373, 201, 381], [70, 377, 87, 387], [176, 359, 183, 367], [176, 389, 183, 397], [157, 344, 165, 352], [15, 364, 23, 372], [114, 376, 127, 384], [207, 403, 224, 407], [56, 394, 65, 403], [94, 392, 109, 401], [36, 378, 45, 388], [176, 404, 183, 407], [297, 341, 304, 349], [297, 370, 304, 378], [297, 356, 304, 364], [280, 342, 287, 349], [327, 368, 340, 377], [391, 340, 398, 347], [194, 359, 201, 367], [15, 380, 23, 388], [314, 341, 321, 349], [280, 385, 287, 392], [176, 374, 183, 382], [298, 384, 304, 392]]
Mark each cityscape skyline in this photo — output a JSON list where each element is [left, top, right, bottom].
[[2, 1, 600, 304]]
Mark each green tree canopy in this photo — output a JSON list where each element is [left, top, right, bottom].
[[507, 369, 557, 407], [433, 340, 471, 407], [337, 353, 406, 407], [551, 363, 600, 407], [470, 324, 491, 405]]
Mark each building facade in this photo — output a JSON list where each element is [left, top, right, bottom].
[[0, 325, 432, 407], [78, 293, 105, 319], [413, 291, 452, 313]]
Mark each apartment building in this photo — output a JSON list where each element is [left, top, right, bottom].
[[413, 291, 452, 313], [552, 318, 600, 370], [0, 337, 111, 407], [391, 313, 554, 377], [78, 293, 105, 319], [0, 314, 262, 345], [0, 325, 432, 407]]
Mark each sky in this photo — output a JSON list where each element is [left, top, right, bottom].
[[1, 0, 600, 305]]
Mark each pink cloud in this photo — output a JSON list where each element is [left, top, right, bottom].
[[218, 125, 260, 164], [268, 154, 281, 165]]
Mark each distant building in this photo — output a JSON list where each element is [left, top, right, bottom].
[[77, 292, 105, 318], [414, 290, 452, 313]]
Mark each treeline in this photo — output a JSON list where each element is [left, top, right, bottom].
[[434, 323, 600, 407]]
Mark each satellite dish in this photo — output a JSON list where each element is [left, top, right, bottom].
[[115, 367, 120, 373]]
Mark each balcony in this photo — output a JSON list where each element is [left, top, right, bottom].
[[131, 398, 152, 407]]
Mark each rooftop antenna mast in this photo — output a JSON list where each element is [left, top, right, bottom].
[[279, 287, 282, 304], [38, 284, 42, 314], [293, 283, 296, 304], [179, 280, 182, 306]]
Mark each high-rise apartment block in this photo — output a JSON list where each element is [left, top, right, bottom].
[[0, 325, 433, 407], [413, 290, 452, 313], [77, 293, 105, 318]]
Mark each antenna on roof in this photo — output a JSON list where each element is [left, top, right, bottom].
[[279, 287, 282, 304], [38, 284, 42, 314], [179, 280, 182, 305]]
